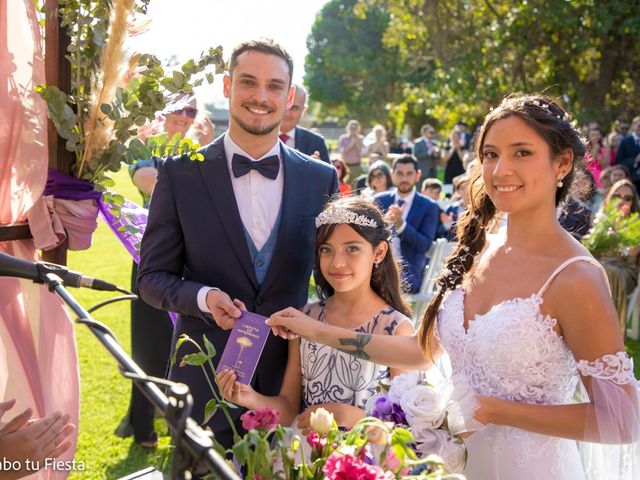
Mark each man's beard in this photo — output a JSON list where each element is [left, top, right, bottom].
[[397, 183, 413, 194], [231, 112, 280, 136]]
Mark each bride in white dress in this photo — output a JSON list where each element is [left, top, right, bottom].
[[267, 94, 639, 479]]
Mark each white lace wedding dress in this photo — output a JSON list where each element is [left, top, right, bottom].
[[437, 256, 639, 480]]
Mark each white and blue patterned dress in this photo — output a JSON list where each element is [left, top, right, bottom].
[[300, 301, 411, 410]]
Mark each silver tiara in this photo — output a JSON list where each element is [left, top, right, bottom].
[[315, 208, 378, 229]]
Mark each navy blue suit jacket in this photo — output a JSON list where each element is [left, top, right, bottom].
[[137, 134, 337, 447], [615, 135, 640, 182], [375, 191, 440, 293], [294, 126, 330, 163]]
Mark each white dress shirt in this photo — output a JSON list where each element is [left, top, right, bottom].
[[197, 133, 284, 312], [394, 188, 416, 234]]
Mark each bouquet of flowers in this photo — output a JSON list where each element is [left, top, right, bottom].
[[365, 369, 473, 474], [174, 335, 466, 479], [228, 406, 464, 480]]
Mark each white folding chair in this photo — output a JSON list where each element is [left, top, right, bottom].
[[626, 284, 640, 341], [409, 239, 456, 324]]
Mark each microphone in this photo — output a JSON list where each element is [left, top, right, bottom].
[[0, 252, 120, 291]]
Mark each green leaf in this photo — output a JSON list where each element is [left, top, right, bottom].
[[180, 352, 208, 367], [181, 59, 196, 75], [203, 335, 217, 359], [170, 334, 190, 367], [391, 427, 414, 445], [203, 399, 218, 424], [232, 438, 249, 465], [160, 78, 179, 93]]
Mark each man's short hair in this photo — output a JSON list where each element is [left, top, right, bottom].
[[294, 83, 308, 106], [421, 124, 434, 135], [422, 178, 443, 191], [392, 154, 419, 171], [229, 39, 293, 85]]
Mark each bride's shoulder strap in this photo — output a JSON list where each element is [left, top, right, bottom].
[[537, 255, 609, 297]]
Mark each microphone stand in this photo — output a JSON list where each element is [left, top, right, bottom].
[[43, 273, 240, 480]]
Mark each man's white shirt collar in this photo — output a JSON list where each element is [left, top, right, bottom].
[[223, 133, 281, 165], [395, 188, 416, 206]]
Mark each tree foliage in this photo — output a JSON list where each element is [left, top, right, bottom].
[[312, 0, 640, 133], [305, 0, 402, 124]]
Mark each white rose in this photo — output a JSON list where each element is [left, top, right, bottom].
[[414, 428, 450, 457], [400, 385, 446, 429], [387, 371, 419, 404], [310, 407, 334, 435], [439, 438, 466, 473]]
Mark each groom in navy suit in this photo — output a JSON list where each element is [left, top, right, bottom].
[[279, 83, 330, 163], [137, 39, 338, 449], [375, 155, 439, 293]]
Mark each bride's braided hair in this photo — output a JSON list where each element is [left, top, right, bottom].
[[417, 93, 586, 357]]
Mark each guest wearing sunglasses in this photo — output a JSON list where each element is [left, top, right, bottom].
[[599, 178, 640, 335], [131, 92, 214, 205]]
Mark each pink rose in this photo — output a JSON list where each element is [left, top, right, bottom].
[[240, 407, 280, 431], [306, 431, 328, 457], [323, 453, 392, 480]]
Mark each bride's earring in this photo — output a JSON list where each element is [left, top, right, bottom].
[[557, 175, 564, 188]]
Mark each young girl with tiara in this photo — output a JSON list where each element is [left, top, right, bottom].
[[267, 94, 640, 479], [217, 196, 414, 432]]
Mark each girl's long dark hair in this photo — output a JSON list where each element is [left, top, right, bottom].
[[417, 93, 586, 357], [314, 196, 411, 318]]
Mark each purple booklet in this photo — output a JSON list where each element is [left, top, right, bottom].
[[217, 311, 270, 384]]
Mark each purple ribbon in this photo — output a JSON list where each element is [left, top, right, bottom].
[[98, 196, 177, 326], [44, 169, 102, 201], [98, 197, 147, 264]]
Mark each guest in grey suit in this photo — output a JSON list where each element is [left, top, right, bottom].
[[137, 39, 338, 450], [279, 83, 330, 163]]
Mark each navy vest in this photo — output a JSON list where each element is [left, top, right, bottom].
[[241, 209, 282, 286]]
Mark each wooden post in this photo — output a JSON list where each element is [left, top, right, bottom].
[[43, 0, 73, 265]]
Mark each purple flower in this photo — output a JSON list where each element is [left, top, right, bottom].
[[374, 397, 393, 416], [370, 395, 407, 425], [390, 402, 408, 425]]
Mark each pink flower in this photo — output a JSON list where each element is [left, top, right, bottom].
[[382, 450, 410, 476], [323, 453, 392, 480], [240, 407, 280, 431], [306, 431, 328, 457]]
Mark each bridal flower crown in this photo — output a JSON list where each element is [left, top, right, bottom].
[[315, 208, 378, 229]]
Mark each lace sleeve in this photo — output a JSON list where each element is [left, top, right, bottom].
[[576, 351, 640, 479], [576, 351, 635, 385]]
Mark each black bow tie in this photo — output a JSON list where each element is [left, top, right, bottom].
[[231, 153, 280, 180]]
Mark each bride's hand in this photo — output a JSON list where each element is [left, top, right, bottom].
[[266, 307, 318, 340], [473, 395, 506, 425]]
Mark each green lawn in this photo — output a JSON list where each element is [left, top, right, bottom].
[[66, 167, 640, 479], [67, 168, 172, 479]]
